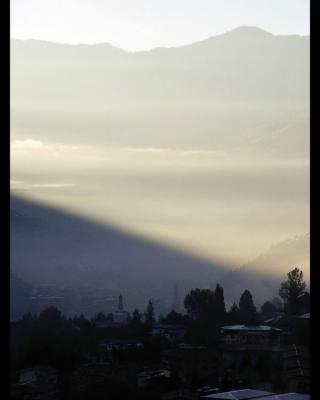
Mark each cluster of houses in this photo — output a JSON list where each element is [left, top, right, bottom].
[[91, 294, 309, 395], [10, 366, 310, 400], [162, 388, 310, 400], [10, 295, 310, 399], [200, 389, 309, 400], [10, 366, 60, 400]]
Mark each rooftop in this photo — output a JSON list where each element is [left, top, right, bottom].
[[152, 324, 186, 329], [256, 394, 309, 400], [202, 390, 309, 400], [221, 325, 281, 332], [179, 344, 208, 350], [202, 389, 274, 399], [99, 339, 142, 345], [297, 313, 310, 319]]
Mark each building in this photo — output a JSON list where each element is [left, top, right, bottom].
[[257, 393, 310, 400], [292, 314, 310, 347], [220, 325, 282, 347], [201, 389, 309, 400], [282, 344, 310, 393], [10, 366, 60, 400], [220, 325, 284, 373], [68, 362, 132, 398], [243, 394, 309, 400], [98, 338, 143, 362], [296, 313, 310, 320], [138, 369, 171, 387], [151, 324, 186, 343], [263, 315, 297, 345], [201, 389, 274, 399], [162, 388, 199, 399], [99, 338, 143, 352], [167, 344, 220, 385], [112, 294, 129, 324]]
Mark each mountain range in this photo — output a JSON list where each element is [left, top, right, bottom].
[[11, 26, 309, 155]]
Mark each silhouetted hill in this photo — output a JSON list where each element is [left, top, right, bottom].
[[244, 234, 309, 281], [11, 195, 226, 295], [10, 273, 34, 320], [11, 196, 307, 313], [220, 234, 309, 307]]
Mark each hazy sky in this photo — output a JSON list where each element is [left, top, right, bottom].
[[11, 0, 309, 51], [11, 140, 309, 271]]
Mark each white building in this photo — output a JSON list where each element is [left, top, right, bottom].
[[112, 294, 129, 324]]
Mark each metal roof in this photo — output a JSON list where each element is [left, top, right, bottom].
[[256, 394, 309, 400], [221, 325, 281, 332], [202, 391, 309, 400], [297, 313, 310, 319], [202, 389, 274, 399]]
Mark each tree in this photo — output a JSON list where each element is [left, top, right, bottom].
[[131, 308, 142, 325], [214, 284, 226, 319], [93, 312, 107, 322], [279, 267, 306, 315], [39, 306, 62, 322], [228, 302, 241, 324], [271, 297, 284, 311], [239, 290, 259, 324], [184, 287, 227, 346], [184, 288, 215, 320], [146, 299, 155, 325], [106, 313, 114, 322], [38, 306, 64, 333], [184, 287, 226, 322], [160, 310, 188, 325], [261, 301, 277, 317], [299, 292, 310, 314]]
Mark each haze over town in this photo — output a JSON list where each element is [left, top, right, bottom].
[[11, 0, 309, 283]]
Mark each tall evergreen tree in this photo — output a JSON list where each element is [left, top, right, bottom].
[[131, 308, 142, 325], [271, 297, 284, 311], [299, 292, 310, 314], [261, 301, 277, 317], [228, 302, 241, 324], [239, 290, 259, 324], [184, 288, 216, 320], [214, 284, 226, 316], [93, 312, 107, 322], [279, 267, 307, 315]]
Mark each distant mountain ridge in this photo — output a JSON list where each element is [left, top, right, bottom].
[[11, 26, 307, 53], [11, 26, 309, 152], [243, 234, 309, 281], [220, 234, 309, 305]]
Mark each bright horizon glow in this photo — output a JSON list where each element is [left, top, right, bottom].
[[11, 0, 309, 51]]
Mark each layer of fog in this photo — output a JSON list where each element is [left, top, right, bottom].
[[11, 141, 309, 272]]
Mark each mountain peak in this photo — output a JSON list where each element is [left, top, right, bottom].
[[224, 25, 273, 36], [222, 26, 273, 38]]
